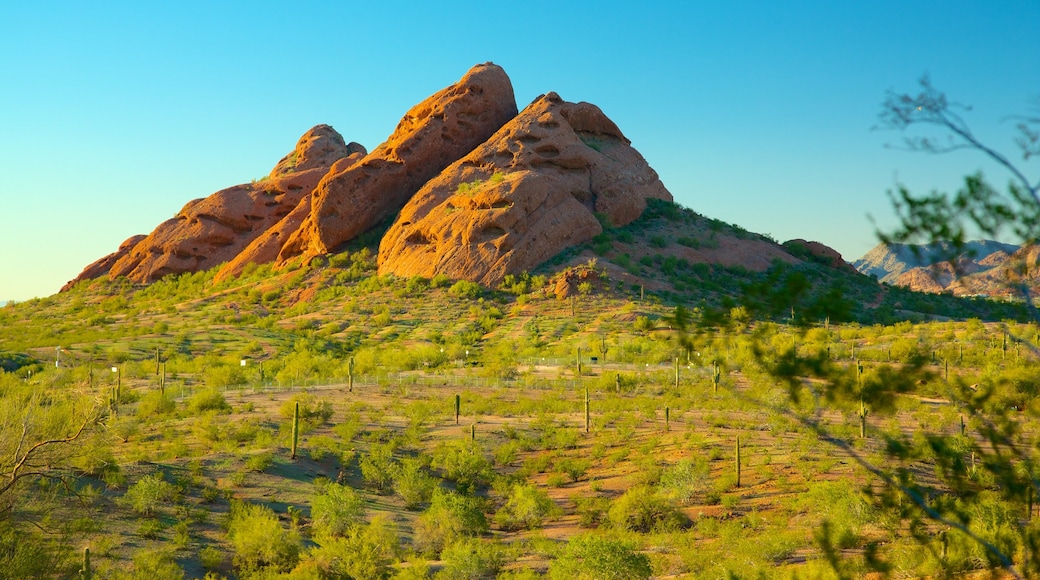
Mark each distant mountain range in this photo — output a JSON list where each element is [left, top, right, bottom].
[[852, 240, 1040, 299]]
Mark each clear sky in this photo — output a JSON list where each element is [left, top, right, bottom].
[[1, 1, 1037, 302]]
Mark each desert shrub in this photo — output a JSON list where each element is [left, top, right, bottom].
[[659, 456, 710, 505], [244, 452, 274, 473], [430, 273, 452, 288], [394, 457, 437, 510], [123, 472, 177, 516], [607, 485, 685, 533], [199, 545, 224, 571], [118, 548, 184, 580], [548, 534, 651, 580], [436, 538, 504, 579], [203, 364, 247, 390], [414, 490, 489, 557], [360, 443, 397, 493], [227, 501, 301, 576], [494, 484, 560, 531], [137, 390, 176, 418], [574, 495, 610, 528], [294, 515, 398, 580], [449, 280, 483, 300], [311, 482, 366, 539], [189, 389, 230, 414], [431, 440, 494, 494]]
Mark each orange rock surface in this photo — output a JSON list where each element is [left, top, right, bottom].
[[377, 92, 672, 286], [275, 63, 518, 264]]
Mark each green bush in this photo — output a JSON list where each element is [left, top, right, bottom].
[[294, 515, 398, 579], [394, 457, 436, 510], [123, 472, 177, 516], [137, 390, 176, 418], [494, 484, 560, 531], [431, 440, 493, 494], [549, 534, 652, 580], [448, 280, 483, 300], [607, 485, 685, 533], [188, 389, 230, 414], [360, 443, 397, 493], [311, 482, 366, 539], [414, 490, 489, 557], [227, 501, 301, 576], [436, 538, 504, 579], [659, 457, 710, 505]]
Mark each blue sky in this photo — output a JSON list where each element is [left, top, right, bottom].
[[1, 1, 1037, 302]]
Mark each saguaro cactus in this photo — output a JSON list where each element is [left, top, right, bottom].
[[858, 399, 869, 439], [291, 402, 300, 460], [348, 356, 355, 392], [615, 373, 621, 393], [735, 435, 742, 488], [80, 547, 92, 580], [470, 423, 476, 441], [711, 361, 721, 394], [584, 383, 590, 434], [674, 357, 679, 389], [455, 393, 461, 425], [665, 406, 670, 431]]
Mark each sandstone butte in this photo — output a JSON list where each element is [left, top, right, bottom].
[[273, 62, 518, 265], [63, 125, 364, 289], [377, 92, 672, 286], [64, 62, 849, 294]]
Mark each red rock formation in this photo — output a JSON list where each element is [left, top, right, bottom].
[[60, 235, 146, 291], [63, 125, 361, 287], [276, 63, 518, 264], [377, 92, 672, 286], [784, 239, 857, 273]]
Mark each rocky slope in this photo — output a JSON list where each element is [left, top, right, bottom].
[[853, 240, 1018, 285]]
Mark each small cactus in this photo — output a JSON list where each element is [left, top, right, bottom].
[[584, 383, 590, 434], [348, 356, 355, 392], [291, 401, 300, 460], [80, 547, 91, 580], [735, 435, 742, 488], [470, 423, 476, 441], [858, 399, 869, 439]]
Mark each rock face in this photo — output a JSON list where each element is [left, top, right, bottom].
[[377, 92, 672, 286], [275, 63, 518, 264], [64, 126, 362, 286]]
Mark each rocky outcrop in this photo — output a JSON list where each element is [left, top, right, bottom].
[[275, 63, 518, 264], [63, 126, 362, 287], [61, 235, 146, 291], [377, 92, 672, 286], [784, 239, 856, 273]]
